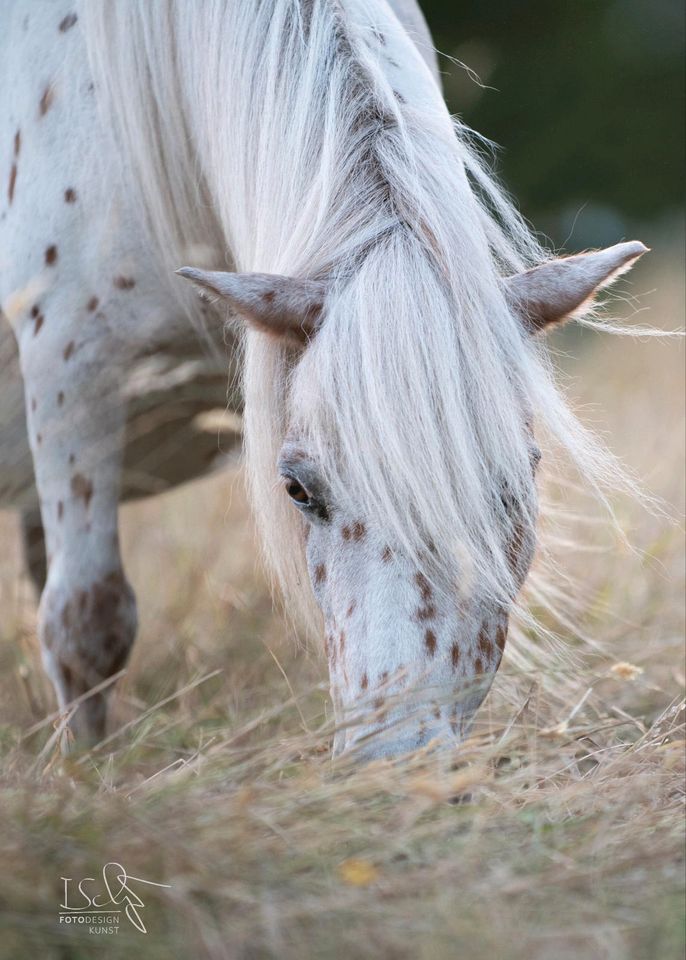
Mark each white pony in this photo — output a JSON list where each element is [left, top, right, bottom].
[[0, 0, 646, 757]]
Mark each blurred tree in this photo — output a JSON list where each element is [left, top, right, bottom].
[[422, 0, 684, 243]]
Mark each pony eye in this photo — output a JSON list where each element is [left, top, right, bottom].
[[286, 479, 311, 506]]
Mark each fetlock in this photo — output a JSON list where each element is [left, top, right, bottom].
[[39, 567, 137, 747]]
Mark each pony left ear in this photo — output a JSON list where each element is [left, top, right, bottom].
[[176, 268, 326, 345], [505, 241, 649, 334]]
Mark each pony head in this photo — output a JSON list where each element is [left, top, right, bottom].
[[179, 240, 646, 759]]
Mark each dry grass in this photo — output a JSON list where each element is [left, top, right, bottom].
[[0, 249, 683, 960]]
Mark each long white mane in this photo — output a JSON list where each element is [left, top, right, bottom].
[[81, 1, 638, 653]]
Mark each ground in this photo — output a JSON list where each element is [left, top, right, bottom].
[[0, 250, 683, 960]]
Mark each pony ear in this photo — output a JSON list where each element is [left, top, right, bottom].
[[176, 268, 326, 344], [505, 241, 648, 334]]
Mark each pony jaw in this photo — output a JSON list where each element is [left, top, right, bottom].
[[301, 496, 511, 758]]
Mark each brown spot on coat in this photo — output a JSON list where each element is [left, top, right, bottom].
[[113, 275, 135, 290], [495, 622, 508, 654], [14, 129, 21, 156], [381, 545, 392, 563], [63, 340, 75, 361], [8, 164, 17, 204], [57, 391, 64, 406], [59, 12, 78, 32], [86, 296, 99, 312], [91, 582, 118, 621], [346, 601, 356, 618], [415, 603, 436, 622], [33, 312, 44, 335], [351, 521, 365, 541], [341, 525, 351, 541], [71, 473, 93, 508], [415, 571, 433, 602], [39, 86, 55, 117], [45, 245, 58, 265], [339, 630, 346, 654], [424, 629, 437, 657], [313, 563, 326, 585], [360, 672, 368, 690], [64, 188, 77, 203], [450, 642, 460, 669], [478, 628, 493, 662]]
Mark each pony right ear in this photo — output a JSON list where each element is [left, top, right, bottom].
[[505, 241, 648, 334], [176, 268, 326, 345]]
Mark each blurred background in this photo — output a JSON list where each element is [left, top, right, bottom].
[[422, 0, 684, 253]]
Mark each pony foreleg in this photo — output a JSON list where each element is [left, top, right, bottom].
[[19, 334, 136, 749]]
